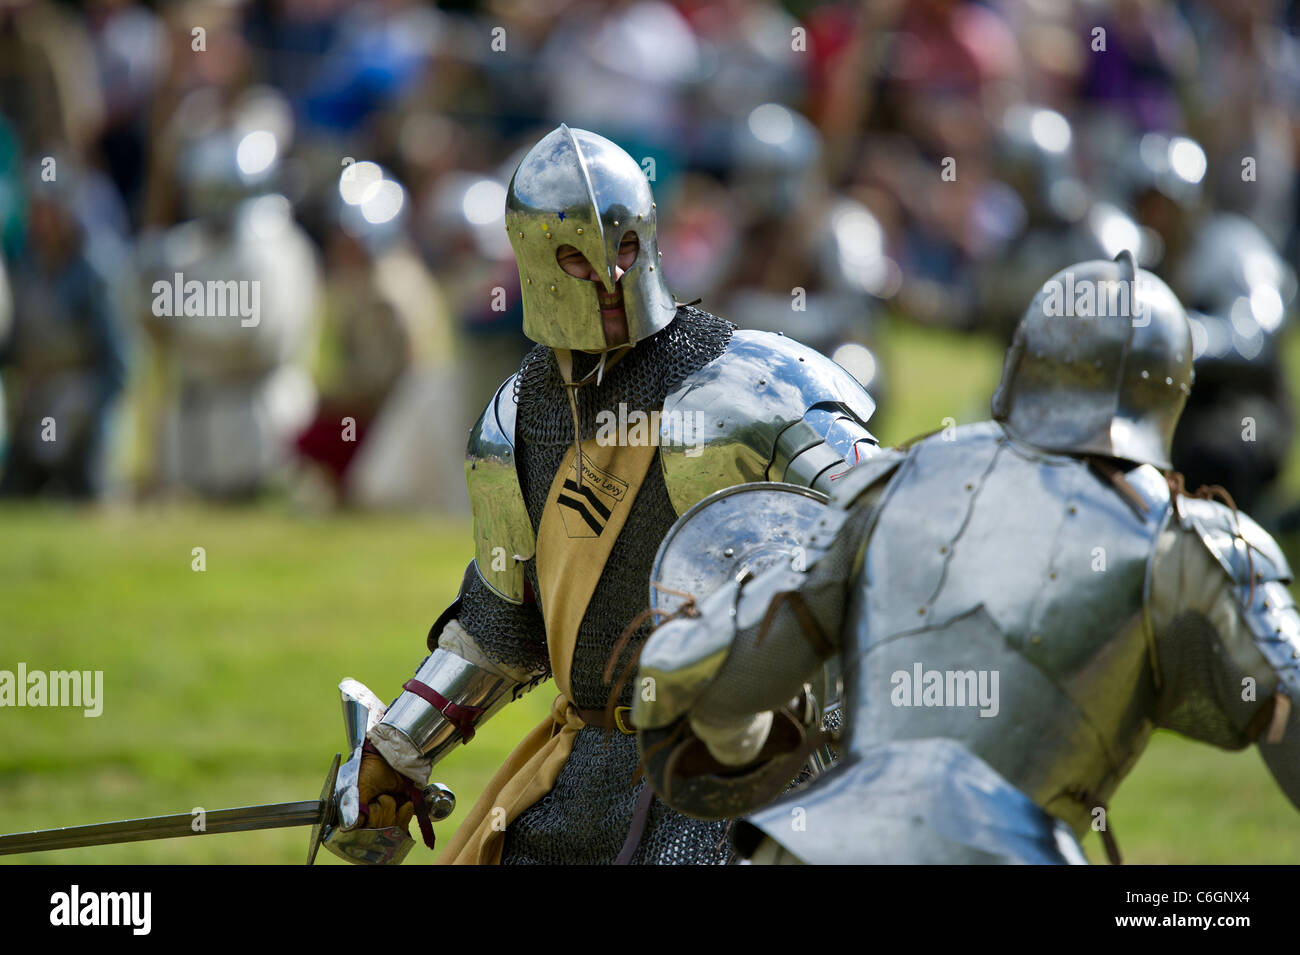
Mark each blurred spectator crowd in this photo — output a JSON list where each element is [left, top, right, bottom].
[[0, 0, 1297, 517]]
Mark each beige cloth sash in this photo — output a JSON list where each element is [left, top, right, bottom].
[[436, 437, 657, 864]]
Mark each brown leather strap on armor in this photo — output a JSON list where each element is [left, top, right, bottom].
[[575, 705, 636, 734], [613, 783, 656, 865]]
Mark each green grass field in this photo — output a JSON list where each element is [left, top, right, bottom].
[[2, 317, 1299, 864]]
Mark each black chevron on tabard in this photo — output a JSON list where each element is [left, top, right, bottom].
[[562, 479, 612, 521], [558, 494, 604, 534]]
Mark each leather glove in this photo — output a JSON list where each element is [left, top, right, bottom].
[[357, 749, 416, 831]]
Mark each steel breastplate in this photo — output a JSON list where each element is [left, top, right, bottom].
[[843, 422, 1171, 833]]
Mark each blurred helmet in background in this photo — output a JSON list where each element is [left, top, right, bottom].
[[1122, 132, 1208, 208], [334, 160, 409, 256], [994, 104, 1089, 226], [729, 102, 823, 221], [424, 171, 511, 264], [175, 86, 294, 224]]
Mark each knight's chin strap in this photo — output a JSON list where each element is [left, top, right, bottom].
[[554, 349, 586, 491], [553, 345, 634, 491]]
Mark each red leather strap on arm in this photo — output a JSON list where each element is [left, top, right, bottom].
[[402, 679, 485, 744]]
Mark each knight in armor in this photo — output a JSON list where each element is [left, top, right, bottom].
[[632, 252, 1300, 864], [138, 89, 319, 500], [349, 124, 879, 864], [977, 104, 1147, 344], [717, 103, 890, 400], [293, 164, 464, 512], [1118, 132, 1295, 514]]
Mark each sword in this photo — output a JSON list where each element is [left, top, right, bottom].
[[0, 680, 454, 865]]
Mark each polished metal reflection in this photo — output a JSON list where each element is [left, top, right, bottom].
[[650, 482, 827, 617], [738, 740, 1088, 864], [1177, 497, 1300, 700], [505, 124, 675, 351], [659, 330, 878, 515], [379, 649, 522, 765], [991, 252, 1194, 470], [843, 423, 1171, 833], [638, 483, 845, 733], [467, 374, 534, 603]]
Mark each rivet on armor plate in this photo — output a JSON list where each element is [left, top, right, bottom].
[[637, 214, 643, 220], [965, 482, 974, 491], [939, 545, 947, 554], [1165, 377, 1173, 385], [758, 379, 766, 386], [613, 220, 620, 227], [1049, 571, 1057, 580], [1068, 506, 1077, 514], [723, 547, 734, 557], [652, 202, 656, 209], [518, 232, 525, 238], [550, 285, 556, 292], [717, 421, 725, 428], [798, 357, 805, 362], [527, 278, 532, 284], [545, 232, 551, 239], [917, 608, 926, 616], [576, 228, 584, 235], [1140, 370, 1150, 379], [650, 266, 655, 271]]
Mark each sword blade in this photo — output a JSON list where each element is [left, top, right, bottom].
[[0, 801, 329, 855]]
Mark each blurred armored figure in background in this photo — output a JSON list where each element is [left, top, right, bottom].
[[420, 165, 531, 436], [1118, 132, 1296, 514], [634, 253, 1300, 864], [295, 162, 464, 512], [978, 104, 1146, 343], [718, 103, 892, 401], [139, 89, 319, 499], [0, 171, 126, 498], [346, 124, 879, 864]]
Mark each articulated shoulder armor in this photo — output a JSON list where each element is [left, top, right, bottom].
[[1177, 497, 1300, 701], [659, 330, 878, 515], [466, 374, 534, 604], [470, 329, 878, 601]]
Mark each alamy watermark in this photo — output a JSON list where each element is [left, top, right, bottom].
[[50, 886, 150, 935], [151, 272, 261, 327], [890, 663, 999, 717], [0, 663, 103, 717], [595, 403, 706, 457], [1041, 272, 1149, 326]]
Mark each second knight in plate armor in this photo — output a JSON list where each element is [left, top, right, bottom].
[[633, 251, 1300, 864]]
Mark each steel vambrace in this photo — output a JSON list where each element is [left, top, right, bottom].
[[377, 648, 542, 769]]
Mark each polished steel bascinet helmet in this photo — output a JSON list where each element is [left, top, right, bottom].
[[505, 124, 677, 352], [991, 250, 1194, 469]]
